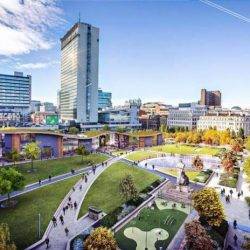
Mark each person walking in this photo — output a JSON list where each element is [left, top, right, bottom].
[[74, 201, 77, 209], [241, 190, 244, 196], [233, 220, 237, 229], [68, 196, 71, 202], [49, 175, 52, 181], [45, 237, 49, 249], [63, 207, 66, 215], [237, 192, 241, 199], [59, 215, 64, 225], [233, 234, 238, 246], [52, 216, 57, 227], [65, 227, 69, 236], [230, 189, 233, 196], [38, 179, 41, 186]]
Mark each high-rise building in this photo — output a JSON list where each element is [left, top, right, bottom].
[[60, 22, 99, 123], [0, 72, 31, 123], [200, 89, 221, 107], [98, 88, 112, 110]]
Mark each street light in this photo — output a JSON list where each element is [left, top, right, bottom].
[[38, 213, 41, 239]]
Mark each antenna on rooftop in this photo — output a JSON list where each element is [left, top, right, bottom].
[[78, 12, 81, 23]]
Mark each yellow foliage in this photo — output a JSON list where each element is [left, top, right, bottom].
[[0, 223, 16, 250], [192, 187, 225, 227]]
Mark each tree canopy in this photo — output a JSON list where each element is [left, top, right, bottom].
[[85, 227, 117, 250], [119, 174, 138, 201], [192, 187, 225, 227], [24, 142, 40, 171], [0, 223, 16, 250]]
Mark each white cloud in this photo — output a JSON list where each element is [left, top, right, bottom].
[[16, 60, 59, 69], [0, 0, 64, 56]]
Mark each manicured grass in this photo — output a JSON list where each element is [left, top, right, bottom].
[[151, 144, 222, 156], [126, 151, 158, 162], [155, 168, 199, 181], [244, 157, 250, 182], [0, 176, 80, 250], [115, 207, 187, 250], [12, 154, 108, 185], [82, 130, 108, 138], [78, 162, 159, 217]]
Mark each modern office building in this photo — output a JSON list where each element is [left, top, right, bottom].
[[98, 88, 112, 110], [30, 100, 41, 113], [167, 103, 207, 130], [200, 89, 221, 107], [0, 72, 31, 124], [60, 22, 99, 124], [197, 112, 250, 136], [98, 100, 140, 127]]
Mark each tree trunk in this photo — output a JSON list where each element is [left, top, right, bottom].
[[31, 159, 34, 171]]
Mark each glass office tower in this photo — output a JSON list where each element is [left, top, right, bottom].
[[0, 72, 31, 123], [98, 88, 112, 110], [60, 22, 99, 123]]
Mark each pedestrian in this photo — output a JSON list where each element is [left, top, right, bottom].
[[65, 227, 69, 236], [230, 189, 233, 196], [39, 179, 41, 186], [70, 203, 73, 209], [85, 175, 88, 183], [241, 190, 244, 196], [68, 196, 71, 202], [72, 187, 75, 192], [237, 192, 241, 199], [248, 209, 250, 220], [52, 216, 57, 227], [49, 175, 52, 181], [79, 185, 82, 191], [233, 234, 238, 246], [220, 189, 224, 196], [74, 201, 77, 209], [65, 205, 69, 211], [45, 237, 49, 249], [59, 215, 64, 225], [63, 207, 66, 215], [233, 220, 237, 229]]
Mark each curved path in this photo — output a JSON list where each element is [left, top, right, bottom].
[[27, 156, 120, 250]]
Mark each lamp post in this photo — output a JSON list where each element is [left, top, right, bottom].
[[38, 213, 41, 239]]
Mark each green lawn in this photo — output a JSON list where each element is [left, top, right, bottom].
[[115, 207, 187, 250], [151, 144, 222, 156], [11, 154, 108, 185], [0, 176, 80, 250], [126, 151, 159, 162], [155, 167, 199, 181], [78, 162, 159, 217]]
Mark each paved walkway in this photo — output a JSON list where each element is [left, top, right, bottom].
[[28, 156, 119, 250]]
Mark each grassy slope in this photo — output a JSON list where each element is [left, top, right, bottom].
[[126, 151, 158, 161], [0, 176, 80, 250], [78, 162, 159, 217], [12, 154, 108, 185]]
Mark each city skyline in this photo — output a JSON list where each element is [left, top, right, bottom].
[[1, 1, 250, 108]]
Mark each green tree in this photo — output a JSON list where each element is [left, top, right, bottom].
[[102, 124, 110, 131], [0, 223, 16, 250], [10, 150, 20, 166], [0, 168, 25, 203], [238, 128, 245, 139], [185, 220, 214, 250], [192, 187, 225, 227], [68, 126, 79, 134], [85, 227, 117, 250], [116, 126, 126, 133], [119, 174, 138, 201], [24, 142, 40, 172], [76, 145, 89, 163]]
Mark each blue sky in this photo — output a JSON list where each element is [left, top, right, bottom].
[[0, 0, 250, 108]]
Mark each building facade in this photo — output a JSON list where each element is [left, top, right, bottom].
[[0, 72, 31, 124], [140, 102, 171, 116], [167, 104, 207, 130], [98, 88, 112, 110], [197, 112, 250, 136], [200, 89, 221, 107], [60, 22, 99, 123]]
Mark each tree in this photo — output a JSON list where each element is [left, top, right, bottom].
[[76, 145, 89, 163], [102, 124, 110, 131], [231, 139, 244, 153], [0, 223, 16, 250], [238, 128, 245, 139], [24, 142, 40, 171], [185, 220, 214, 250], [68, 126, 79, 134], [192, 156, 204, 171], [192, 187, 225, 227], [119, 174, 138, 201], [221, 150, 237, 173], [10, 150, 20, 166], [0, 168, 25, 203], [85, 227, 117, 250], [116, 126, 126, 133]]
